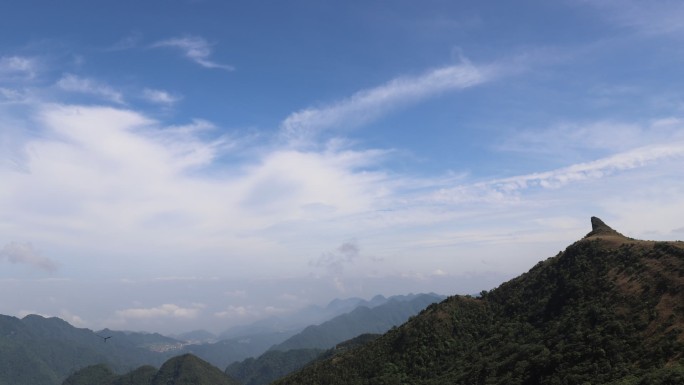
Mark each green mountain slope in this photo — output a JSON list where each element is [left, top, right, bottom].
[[62, 354, 239, 385], [151, 354, 240, 385], [274, 218, 684, 385]]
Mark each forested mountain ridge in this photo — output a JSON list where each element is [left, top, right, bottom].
[[274, 217, 684, 385], [62, 354, 240, 385]]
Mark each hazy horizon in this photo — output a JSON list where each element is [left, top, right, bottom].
[[2, 0, 684, 334]]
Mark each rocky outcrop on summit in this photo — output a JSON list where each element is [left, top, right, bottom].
[[585, 216, 625, 238]]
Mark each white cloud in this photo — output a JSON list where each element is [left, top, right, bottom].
[[0, 56, 38, 79], [0, 103, 392, 277], [152, 36, 233, 70], [0, 242, 59, 272], [17, 105, 684, 271], [116, 303, 202, 319], [2, 96, 683, 318], [281, 61, 493, 141], [56, 74, 125, 104], [142, 88, 182, 105], [59, 309, 86, 327]]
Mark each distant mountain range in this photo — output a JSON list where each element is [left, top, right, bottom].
[[0, 292, 443, 384], [274, 218, 684, 385]]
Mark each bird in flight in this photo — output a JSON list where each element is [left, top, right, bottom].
[[96, 334, 112, 343]]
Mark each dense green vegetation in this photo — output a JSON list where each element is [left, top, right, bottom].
[[151, 354, 240, 385], [63, 354, 239, 385], [275, 219, 684, 385]]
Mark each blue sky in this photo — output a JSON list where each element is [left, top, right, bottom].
[[1, 0, 684, 333]]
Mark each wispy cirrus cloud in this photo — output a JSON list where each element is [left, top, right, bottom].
[[152, 36, 233, 70], [56, 74, 125, 104], [432, 141, 684, 204], [281, 61, 494, 141]]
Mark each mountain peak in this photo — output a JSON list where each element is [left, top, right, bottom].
[[585, 216, 624, 238], [153, 353, 240, 385]]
